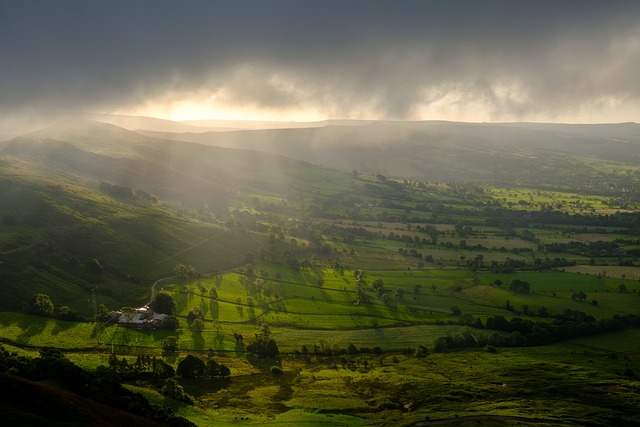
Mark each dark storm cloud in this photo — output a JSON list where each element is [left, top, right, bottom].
[[1, 0, 639, 122]]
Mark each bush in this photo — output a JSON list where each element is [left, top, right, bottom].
[[162, 336, 179, 352], [484, 345, 497, 353], [415, 345, 428, 358], [270, 365, 283, 375], [161, 378, 194, 405]]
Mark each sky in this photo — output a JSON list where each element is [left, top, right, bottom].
[[1, 0, 640, 130]]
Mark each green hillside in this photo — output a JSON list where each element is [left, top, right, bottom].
[[1, 119, 640, 426]]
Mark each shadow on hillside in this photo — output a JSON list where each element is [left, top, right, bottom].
[[180, 376, 231, 398], [234, 340, 244, 357], [50, 319, 75, 335], [199, 297, 209, 318], [210, 301, 219, 320], [244, 353, 282, 373], [191, 331, 204, 350], [16, 316, 48, 344]]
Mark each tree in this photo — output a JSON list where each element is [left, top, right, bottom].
[[162, 336, 179, 352], [571, 291, 587, 302], [191, 318, 205, 332], [162, 315, 180, 330], [205, 358, 230, 378], [537, 306, 549, 317], [121, 307, 136, 325], [433, 336, 449, 352], [254, 277, 265, 293], [415, 345, 428, 358], [152, 359, 175, 379], [150, 291, 176, 315], [266, 339, 280, 358], [243, 263, 254, 275], [186, 306, 204, 324], [32, 294, 54, 315], [173, 264, 189, 278], [372, 279, 384, 291], [209, 287, 218, 300], [161, 378, 194, 404], [58, 305, 77, 321], [484, 345, 497, 353], [177, 354, 206, 379], [270, 365, 283, 375], [509, 279, 531, 294], [97, 304, 110, 322], [246, 323, 279, 359]]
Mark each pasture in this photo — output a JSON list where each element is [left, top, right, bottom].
[[3, 259, 640, 427]]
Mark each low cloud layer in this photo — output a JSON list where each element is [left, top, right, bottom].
[[2, 0, 639, 125]]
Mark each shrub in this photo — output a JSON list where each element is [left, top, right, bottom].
[[270, 365, 283, 375], [161, 378, 194, 405], [484, 345, 498, 353], [415, 345, 428, 358]]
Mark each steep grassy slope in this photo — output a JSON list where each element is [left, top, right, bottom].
[[5, 119, 317, 210], [0, 120, 328, 314], [0, 163, 257, 313]]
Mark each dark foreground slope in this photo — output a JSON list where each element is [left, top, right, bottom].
[[0, 373, 166, 427]]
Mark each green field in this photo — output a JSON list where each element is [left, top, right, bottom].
[[3, 120, 640, 426]]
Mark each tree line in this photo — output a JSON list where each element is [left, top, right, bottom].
[[428, 310, 640, 352]]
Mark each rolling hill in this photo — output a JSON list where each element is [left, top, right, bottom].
[[2, 117, 639, 314], [0, 119, 328, 313], [2, 117, 640, 426], [139, 119, 640, 190]]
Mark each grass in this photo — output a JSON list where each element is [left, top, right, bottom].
[[563, 265, 640, 280], [487, 187, 615, 214], [5, 118, 640, 426], [0, 312, 99, 349], [567, 328, 640, 352], [1, 283, 638, 427]]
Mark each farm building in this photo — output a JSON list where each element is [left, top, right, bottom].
[[108, 306, 168, 329]]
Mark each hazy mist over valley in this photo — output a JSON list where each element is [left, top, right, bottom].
[[2, 2, 640, 426]]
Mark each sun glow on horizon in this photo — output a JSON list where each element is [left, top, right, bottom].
[[117, 90, 333, 123], [112, 81, 640, 124]]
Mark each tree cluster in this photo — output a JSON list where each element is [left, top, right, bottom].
[[480, 310, 640, 348], [246, 323, 279, 359], [108, 353, 175, 380], [174, 263, 198, 279], [176, 354, 230, 379], [294, 342, 383, 358], [150, 291, 177, 315]]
